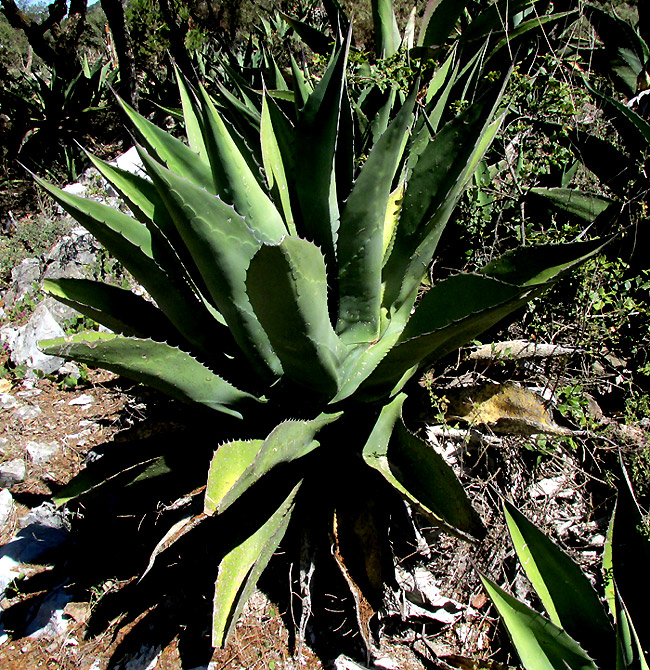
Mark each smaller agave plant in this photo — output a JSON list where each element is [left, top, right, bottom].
[[482, 472, 649, 670], [35, 31, 605, 656]]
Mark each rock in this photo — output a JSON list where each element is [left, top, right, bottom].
[[3, 302, 65, 377], [0, 489, 14, 526], [0, 392, 20, 410], [0, 458, 26, 487], [26, 441, 61, 465], [3, 257, 42, 308], [21, 502, 70, 531], [13, 405, 42, 420], [43, 225, 101, 282], [0, 436, 8, 453], [25, 586, 73, 639], [112, 145, 144, 175], [68, 394, 94, 406]]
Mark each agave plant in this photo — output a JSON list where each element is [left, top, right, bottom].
[[32, 20, 606, 660], [481, 475, 649, 670]]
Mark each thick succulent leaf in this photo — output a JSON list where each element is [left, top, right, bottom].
[[281, 12, 332, 55], [39, 332, 260, 417], [372, 0, 400, 58], [529, 187, 614, 222], [336, 86, 417, 343], [363, 394, 483, 537], [418, 0, 470, 48], [294, 34, 350, 269], [588, 83, 650, 147], [481, 575, 598, 670], [367, 274, 531, 394], [212, 482, 300, 647], [33, 176, 226, 355], [459, 0, 536, 46], [205, 413, 341, 515], [615, 590, 649, 670], [42, 278, 177, 339], [290, 54, 313, 107], [383, 86, 507, 316], [247, 237, 345, 396], [261, 93, 297, 234], [83, 151, 213, 301], [138, 148, 282, 377], [118, 98, 214, 191], [503, 500, 613, 652], [174, 65, 208, 160], [480, 238, 609, 286], [194, 84, 287, 244]]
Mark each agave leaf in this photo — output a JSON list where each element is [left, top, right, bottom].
[[588, 83, 650, 147], [174, 65, 208, 160], [480, 575, 598, 670], [212, 482, 300, 647], [363, 394, 483, 537], [281, 12, 332, 55], [294, 33, 351, 270], [118, 98, 214, 191], [195, 84, 287, 244], [205, 413, 341, 515], [261, 92, 296, 234], [40, 332, 261, 417], [290, 54, 313, 107], [384, 86, 507, 316], [83, 151, 213, 301], [336, 86, 417, 343], [615, 589, 650, 670], [529, 187, 614, 222], [418, 0, 470, 48], [33, 175, 226, 355], [138, 148, 282, 378], [503, 501, 613, 653], [368, 274, 531, 394], [372, 0, 400, 58], [459, 0, 536, 46], [480, 238, 609, 286], [42, 278, 177, 339], [247, 237, 345, 396]]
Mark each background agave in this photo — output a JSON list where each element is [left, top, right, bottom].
[[31, 1, 608, 663]]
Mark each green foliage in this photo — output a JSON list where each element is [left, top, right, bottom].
[[482, 492, 649, 670], [29, 0, 609, 656]]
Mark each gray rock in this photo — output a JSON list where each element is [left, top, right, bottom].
[[0, 392, 20, 410], [13, 405, 42, 420], [25, 586, 73, 639], [21, 502, 70, 531], [0, 437, 8, 453], [3, 258, 42, 308], [0, 458, 26, 487], [26, 441, 61, 465], [0, 488, 14, 526], [4, 302, 65, 376], [43, 225, 101, 282]]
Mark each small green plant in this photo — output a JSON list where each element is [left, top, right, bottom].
[[481, 484, 649, 670]]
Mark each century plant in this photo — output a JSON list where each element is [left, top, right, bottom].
[[33, 7, 606, 662]]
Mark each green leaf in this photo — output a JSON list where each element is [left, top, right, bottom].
[[529, 187, 613, 222], [42, 278, 177, 339], [118, 97, 214, 191], [383, 87, 507, 317], [372, 0, 400, 58], [138, 148, 282, 378], [481, 575, 598, 670], [33, 175, 226, 356], [480, 238, 609, 286], [294, 34, 350, 271], [247, 237, 345, 397], [281, 12, 332, 55], [205, 413, 341, 515], [39, 332, 260, 417], [194, 84, 288, 244], [174, 65, 208, 160], [418, 0, 469, 48], [503, 500, 613, 653], [336, 86, 417, 343], [212, 482, 300, 647], [363, 394, 483, 537], [261, 93, 297, 235]]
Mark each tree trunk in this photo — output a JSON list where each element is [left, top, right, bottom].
[[158, 0, 194, 80], [0, 0, 87, 79], [101, 0, 139, 110]]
